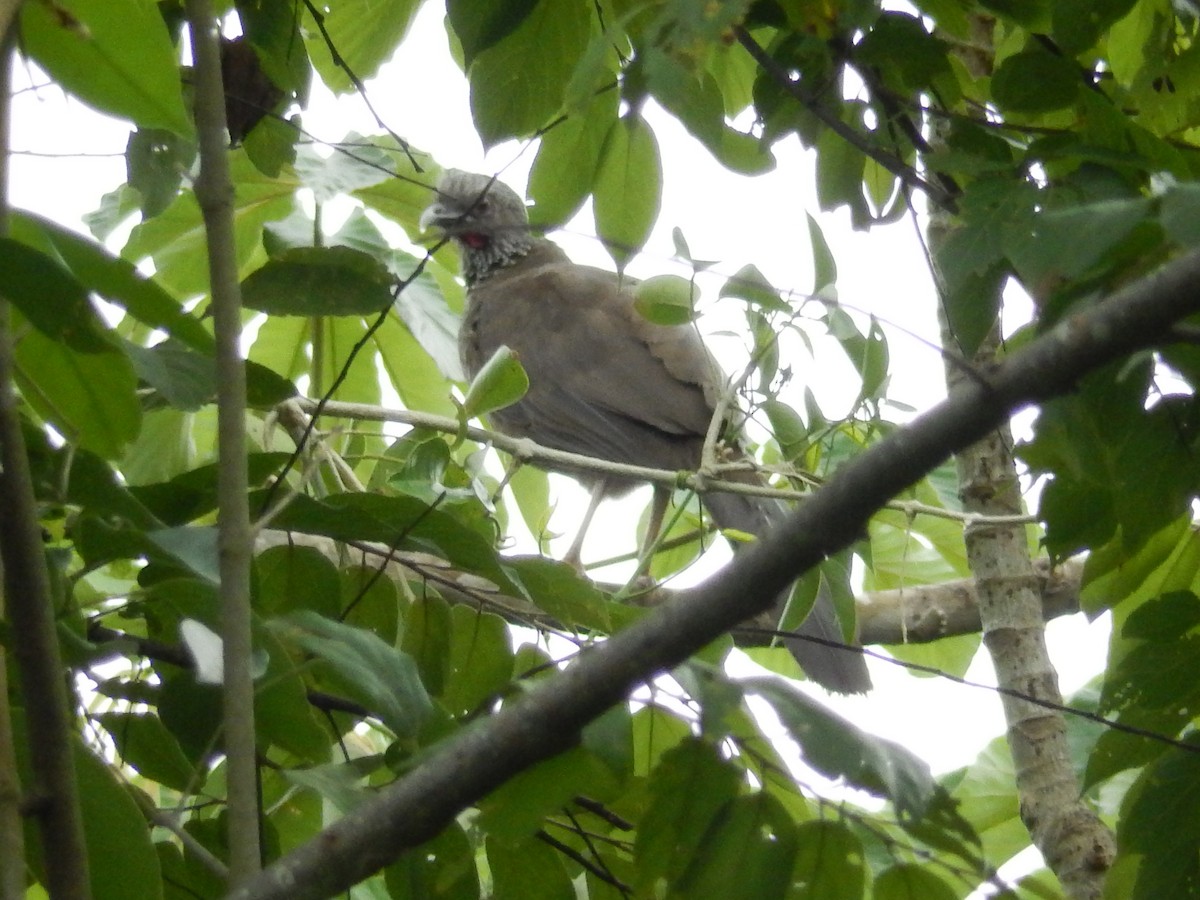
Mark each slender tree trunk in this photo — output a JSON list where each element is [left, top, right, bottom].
[[929, 17, 1116, 896], [0, 23, 91, 899], [184, 0, 261, 882]]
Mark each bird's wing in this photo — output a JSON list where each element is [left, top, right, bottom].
[[465, 258, 725, 469]]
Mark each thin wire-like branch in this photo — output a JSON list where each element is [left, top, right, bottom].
[[185, 0, 261, 882], [290, 397, 1036, 527], [733, 26, 958, 212], [229, 240, 1200, 900], [299, 0, 420, 170]]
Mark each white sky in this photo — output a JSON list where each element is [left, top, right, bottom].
[[8, 1, 1110, 800]]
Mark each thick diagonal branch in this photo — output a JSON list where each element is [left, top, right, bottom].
[[228, 243, 1200, 900]]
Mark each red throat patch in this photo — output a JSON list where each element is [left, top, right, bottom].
[[463, 233, 488, 250]]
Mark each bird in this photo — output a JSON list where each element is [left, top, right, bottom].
[[420, 169, 871, 694]]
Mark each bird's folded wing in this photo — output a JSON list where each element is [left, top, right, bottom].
[[470, 262, 729, 468]]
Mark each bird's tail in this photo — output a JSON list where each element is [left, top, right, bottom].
[[704, 488, 872, 694]]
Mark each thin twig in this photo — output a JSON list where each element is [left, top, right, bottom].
[[733, 26, 958, 212]]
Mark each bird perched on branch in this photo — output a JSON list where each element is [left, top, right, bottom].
[[421, 169, 870, 694]]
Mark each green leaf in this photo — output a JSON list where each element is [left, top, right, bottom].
[[447, 0, 539, 67], [721, 264, 790, 312], [10, 211, 214, 353], [874, 864, 958, 900], [815, 122, 868, 223], [13, 324, 141, 459], [486, 834, 573, 900], [273, 610, 432, 738], [791, 821, 867, 899], [633, 273, 698, 325], [442, 604, 515, 717], [1158, 181, 1200, 246], [479, 748, 615, 840], [14, 712, 164, 900], [20, 0, 191, 135], [1100, 633, 1200, 714], [385, 821, 480, 900], [1020, 361, 1195, 560], [241, 246, 396, 316], [594, 113, 662, 270], [504, 555, 612, 631], [120, 340, 214, 411], [254, 625, 334, 761], [807, 212, 837, 294], [468, 1, 591, 146], [1007, 197, 1153, 285], [528, 89, 620, 228], [745, 677, 935, 818], [304, 0, 422, 93], [96, 711, 199, 793], [1118, 743, 1200, 899], [461, 345, 529, 419], [1051, 0, 1138, 56], [293, 140, 394, 202], [676, 794, 798, 899], [126, 127, 195, 217], [991, 46, 1082, 114], [256, 544, 342, 618], [124, 152, 297, 298], [390, 252, 466, 382], [0, 237, 107, 350], [634, 739, 743, 891], [146, 526, 220, 584]]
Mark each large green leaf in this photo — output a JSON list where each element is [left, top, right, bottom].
[[260, 491, 522, 596], [20, 0, 191, 135], [634, 739, 743, 891], [96, 711, 199, 793], [745, 677, 936, 819], [790, 820, 866, 899], [991, 45, 1082, 114], [12, 321, 141, 459], [486, 833, 572, 900], [303, 0, 422, 93], [528, 88, 619, 227], [385, 821, 480, 900], [447, 0, 539, 67], [441, 605, 515, 718], [593, 113, 662, 270], [675, 793, 799, 899], [1119, 743, 1200, 899], [123, 152, 297, 298], [272, 610, 432, 738], [468, 0, 591, 146], [10, 211, 214, 353], [14, 713, 164, 899], [0, 237, 109, 349], [241, 246, 396, 316]]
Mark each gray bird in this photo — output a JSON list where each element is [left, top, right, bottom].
[[421, 169, 870, 693]]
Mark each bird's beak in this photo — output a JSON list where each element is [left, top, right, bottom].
[[418, 201, 448, 234]]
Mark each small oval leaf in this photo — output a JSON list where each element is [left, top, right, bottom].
[[633, 274, 697, 325], [462, 344, 529, 419]]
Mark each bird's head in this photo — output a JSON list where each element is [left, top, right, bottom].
[[420, 169, 532, 253]]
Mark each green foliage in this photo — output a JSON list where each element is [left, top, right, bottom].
[[6, 0, 1200, 897]]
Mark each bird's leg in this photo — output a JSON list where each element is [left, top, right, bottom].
[[638, 485, 672, 567], [562, 477, 608, 569]]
